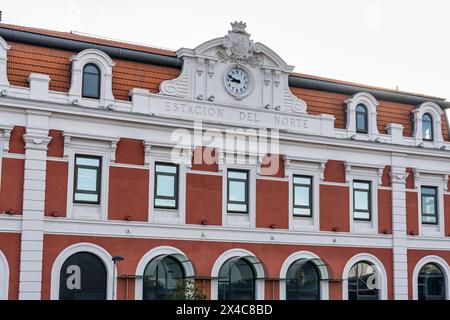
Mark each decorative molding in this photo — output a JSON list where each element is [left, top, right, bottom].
[[0, 36, 11, 87], [345, 92, 379, 139], [2, 129, 11, 152], [143, 141, 152, 166], [110, 139, 119, 163], [412, 101, 444, 148]]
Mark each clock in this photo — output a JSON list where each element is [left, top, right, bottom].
[[225, 67, 251, 98]]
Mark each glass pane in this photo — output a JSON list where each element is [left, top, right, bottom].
[[228, 171, 247, 180], [422, 114, 433, 140], [218, 258, 255, 300], [422, 187, 436, 195], [294, 186, 310, 206], [82, 73, 100, 98], [155, 198, 176, 207], [143, 256, 185, 300], [354, 182, 370, 190], [76, 157, 100, 167], [293, 207, 311, 216], [422, 195, 436, 214], [229, 181, 246, 202], [356, 113, 367, 132], [286, 260, 320, 300], [77, 168, 97, 191], [227, 203, 247, 212], [156, 164, 177, 174], [422, 215, 437, 224], [293, 176, 311, 185], [348, 262, 379, 300], [156, 175, 175, 197], [74, 192, 98, 202], [354, 210, 370, 220], [354, 191, 369, 210], [418, 263, 445, 300]]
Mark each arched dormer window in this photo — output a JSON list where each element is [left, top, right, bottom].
[[422, 113, 434, 141], [82, 64, 101, 99], [355, 104, 368, 134], [412, 102, 444, 147], [68, 49, 115, 108], [345, 92, 379, 139]]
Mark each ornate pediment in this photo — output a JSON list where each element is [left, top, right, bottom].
[[159, 22, 307, 114]]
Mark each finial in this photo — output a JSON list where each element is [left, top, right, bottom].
[[231, 21, 247, 34]]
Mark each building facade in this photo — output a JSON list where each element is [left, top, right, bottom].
[[0, 21, 450, 300]]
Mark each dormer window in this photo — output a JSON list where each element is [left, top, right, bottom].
[[82, 64, 101, 99], [355, 104, 368, 134], [422, 113, 433, 141]]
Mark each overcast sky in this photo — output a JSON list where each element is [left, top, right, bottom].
[[2, 0, 450, 100]]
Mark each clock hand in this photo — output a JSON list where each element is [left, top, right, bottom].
[[228, 75, 241, 84]]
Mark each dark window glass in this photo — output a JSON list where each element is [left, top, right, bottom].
[[74, 155, 101, 204], [286, 260, 320, 300], [353, 181, 371, 221], [143, 255, 185, 300], [59, 252, 107, 300], [348, 261, 379, 300], [293, 175, 313, 217], [154, 163, 178, 209], [227, 170, 249, 213], [422, 113, 433, 141], [421, 186, 438, 224], [355, 104, 368, 134], [82, 64, 101, 99], [418, 263, 446, 300], [218, 258, 255, 300]]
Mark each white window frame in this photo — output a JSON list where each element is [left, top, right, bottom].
[[279, 251, 329, 300], [0, 36, 10, 88], [412, 255, 450, 300], [65, 138, 111, 221], [148, 145, 190, 225], [412, 102, 445, 148], [347, 165, 379, 234], [68, 49, 115, 109], [0, 250, 9, 300], [285, 160, 322, 232], [342, 253, 388, 300], [50, 242, 116, 300], [222, 162, 257, 228], [344, 92, 379, 140], [415, 171, 446, 237]]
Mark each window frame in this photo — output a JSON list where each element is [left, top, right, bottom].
[[154, 162, 179, 210], [82, 63, 101, 99], [227, 169, 249, 214], [422, 113, 434, 142], [73, 154, 102, 205], [421, 186, 438, 225], [352, 180, 372, 221], [355, 104, 368, 134], [292, 175, 313, 218]]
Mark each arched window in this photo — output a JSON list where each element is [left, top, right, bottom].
[[422, 113, 433, 141], [355, 104, 368, 134], [143, 255, 185, 300], [348, 261, 379, 300], [418, 263, 446, 300], [59, 252, 107, 300], [286, 260, 320, 300], [82, 64, 101, 99], [218, 257, 256, 300]]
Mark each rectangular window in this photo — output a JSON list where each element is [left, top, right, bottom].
[[293, 175, 313, 217], [74, 155, 102, 204], [353, 180, 371, 221], [421, 186, 438, 224], [227, 169, 249, 214], [154, 163, 178, 209]]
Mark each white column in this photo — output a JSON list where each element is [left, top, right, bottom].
[[19, 111, 51, 300], [390, 156, 409, 300]]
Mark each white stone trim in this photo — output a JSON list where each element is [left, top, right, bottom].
[[345, 92, 379, 140], [412, 255, 450, 300], [134, 246, 194, 300], [0, 250, 9, 300], [342, 253, 388, 300], [279, 251, 329, 300], [50, 242, 115, 300], [210, 248, 265, 300], [68, 49, 115, 109], [412, 101, 444, 148], [0, 36, 10, 88]]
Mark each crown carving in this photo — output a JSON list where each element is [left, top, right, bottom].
[[231, 21, 247, 34]]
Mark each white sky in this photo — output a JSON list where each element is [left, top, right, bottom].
[[1, 0, 450, 100]]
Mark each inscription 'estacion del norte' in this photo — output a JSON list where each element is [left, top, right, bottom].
[[163, 101, 310, 131]]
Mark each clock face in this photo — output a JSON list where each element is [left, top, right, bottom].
[[225, 67, 251, 96]]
